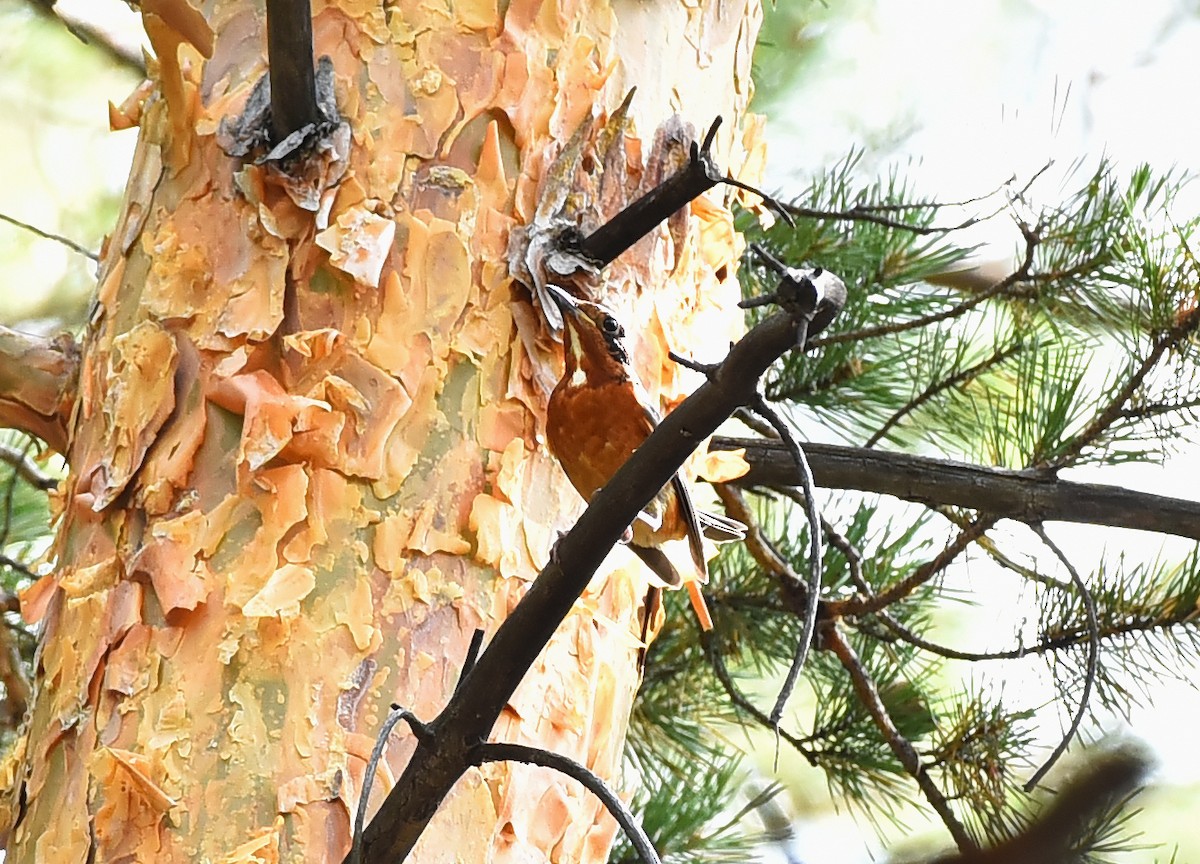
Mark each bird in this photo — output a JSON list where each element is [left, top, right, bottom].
[[542, 283, 746, 648]]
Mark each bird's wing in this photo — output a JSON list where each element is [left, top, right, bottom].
[[639, 400, 717, 582], [671, 472, 710, 584], [697, 510, 747, 542]]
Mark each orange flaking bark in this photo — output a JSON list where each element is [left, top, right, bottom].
[[10, 0, 770, 859], [81, 321, 178, 511]]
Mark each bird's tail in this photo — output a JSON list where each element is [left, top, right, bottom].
[[629, 544, 714, 633]]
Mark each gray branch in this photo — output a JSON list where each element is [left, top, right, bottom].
[[712, 437, 1200, 542]]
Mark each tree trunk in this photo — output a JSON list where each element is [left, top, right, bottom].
[[1, 0, 764, 860]]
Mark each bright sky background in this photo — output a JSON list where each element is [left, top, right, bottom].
[[758, 1, 1200, 861]]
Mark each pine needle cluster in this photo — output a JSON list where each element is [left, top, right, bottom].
[[618, 156, 1200, 862]]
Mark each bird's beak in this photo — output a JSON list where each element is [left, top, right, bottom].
[[543, 284, 581, 320]]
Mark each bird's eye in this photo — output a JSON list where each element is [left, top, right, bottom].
[[602, 316, 620, 334]]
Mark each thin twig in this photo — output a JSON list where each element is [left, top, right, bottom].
[[701, 632, 817, 764], [772, 486, 867, 591], [733, 406, 780, 439], [714, 485, 802, 592], [833, 516, 996, 617], [351, 706, 429, 864], [783, 202, 984, 236], [1023, 526, 1099, 792], [806, 224, 1038, 351], [806, 510, 1039, 664], [746, 398, 823, 726], [782, 164, 1052, 237], [0, 555, 36, 581], [0, 443, 56, 491], [809, 512, 1038, 663], [21, 0, 146, 74], [933, 505, 1068, 590], [825, 625, 977, 852], [0, 211, 98, 262], [1116, 396, 1200, 423], [873, 597, 1194, 664], [471, 742, 662, 864], [455, 628, 486, 694], [1046, 302, 1200, 469], [865, 342, 1023, 447]]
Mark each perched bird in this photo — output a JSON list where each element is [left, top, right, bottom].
[[543, 283, 745, 643]]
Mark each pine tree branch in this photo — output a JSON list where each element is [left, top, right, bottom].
[[825, 625, 977, 852], [805, 226, 1038, 351], [871, 595, 1199, 664], [924, 749, 1147, 864], [782, 202, 982, 236], [780, 164, 1053, 237], [933, 505, 1067, 590], [1047, 302, 1200, 468], [713, 485, 804, 594], [834, 517, 996, 617], [864, 341, 1023, 447], [712, 436, 1200, 543], [0, 326, 80, 455]]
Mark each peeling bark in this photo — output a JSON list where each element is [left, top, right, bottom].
[[2, 1, 765, 861]]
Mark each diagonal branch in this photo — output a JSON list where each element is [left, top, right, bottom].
[[0, 211, 98, 262], [864, 341, 1023, 448], [1047, 302, 1200, 469], [0, 442, 56, 491], [351, 307, 818, 864], [825, 624, 976, 852], [804, 223, 1038, 351], [578, 117, 792, 266], [711, 436, 1200, 543]]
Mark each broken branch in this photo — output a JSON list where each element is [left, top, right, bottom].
[[0, 326, 80, 455], [265, 0, 321, 145]]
